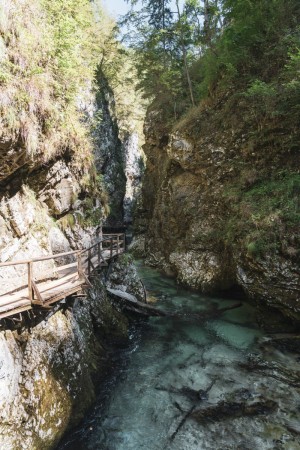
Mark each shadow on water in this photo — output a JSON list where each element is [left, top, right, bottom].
[[57, 261, 300, 450]]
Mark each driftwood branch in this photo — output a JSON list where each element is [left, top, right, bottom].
[[156, 379, 216, 403], [159, 380, 216, 441], [170, 404, 196, 441], [179, 302, 242, 323]]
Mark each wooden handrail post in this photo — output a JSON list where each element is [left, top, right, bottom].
[[28, 262, 33, 301], [77, 252, 83, 279], [110, 238, 113, 259], [97, 242, 101, 266], [88, 249, 91, 276]]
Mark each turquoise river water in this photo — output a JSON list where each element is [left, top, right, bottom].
[[58, 262, 300, 450]]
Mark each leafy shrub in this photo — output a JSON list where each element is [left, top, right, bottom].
[[0, 0, 100, 168], [222, 172, 300, 259]]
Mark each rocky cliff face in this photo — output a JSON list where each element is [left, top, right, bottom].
[[123, 132, 144, 225], [136, 100, 300, 325], [0, 258, 143, 450], [0, 74, 106, 286], [93, 73, 126, 226], [92, 71, 145, 228]]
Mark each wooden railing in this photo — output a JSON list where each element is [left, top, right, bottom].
[[0, 233, 125, 306]]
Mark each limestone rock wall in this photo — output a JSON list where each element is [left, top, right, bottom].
[[93, 72, 126, 226], [93, 71, 145, 228], [136, 104, 300, 324], [0, 69, 140, 293], [123, 132, 144, 225]]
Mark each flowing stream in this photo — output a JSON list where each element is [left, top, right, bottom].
[[58, 262, 300, 450]]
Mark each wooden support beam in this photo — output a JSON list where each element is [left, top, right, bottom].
[[28, 262, 33, 301], [88, 249, 91, 276], [110, 238, 113, 259], [82, 272, 92, 288], [77, 252, 84, 279], [31, 280, 44, 304]]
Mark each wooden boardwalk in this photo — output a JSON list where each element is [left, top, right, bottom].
[[0, 234, 125, 320]]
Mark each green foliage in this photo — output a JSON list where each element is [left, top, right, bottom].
[[58, 213, 76, 231], [119, 253, 133, 267], [243, 173, 300, 225], [245, 237, 278, 258], [0, 0, 101, 166], [121, 0, 300, 125], [197, 0, 300, 95], [121, 0, 215, 119], [80, 169, 111, 224], [41, 0, 97, 103], [222, 172, 300, 259], [245, 81, 276, 99], [92, 13, 148, 141]]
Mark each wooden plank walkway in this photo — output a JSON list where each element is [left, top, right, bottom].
[[0, 233, 125, 320]]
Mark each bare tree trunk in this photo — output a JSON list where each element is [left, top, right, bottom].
[[162, 0, 166, 65], [182, 46, 195, 107], [203, 0, 211, 45], [175, 0, 195, 107]]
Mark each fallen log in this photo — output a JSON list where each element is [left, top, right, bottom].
[[107, 288, 242, 320], [107, 288, 167, 317], [173, 401, 184, 413], [168, 380, 216, 441]]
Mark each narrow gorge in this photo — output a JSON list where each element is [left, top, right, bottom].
[[0, 0, 299, 449]]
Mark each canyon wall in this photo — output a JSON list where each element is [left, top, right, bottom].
[[135, 99, 300, 325]]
